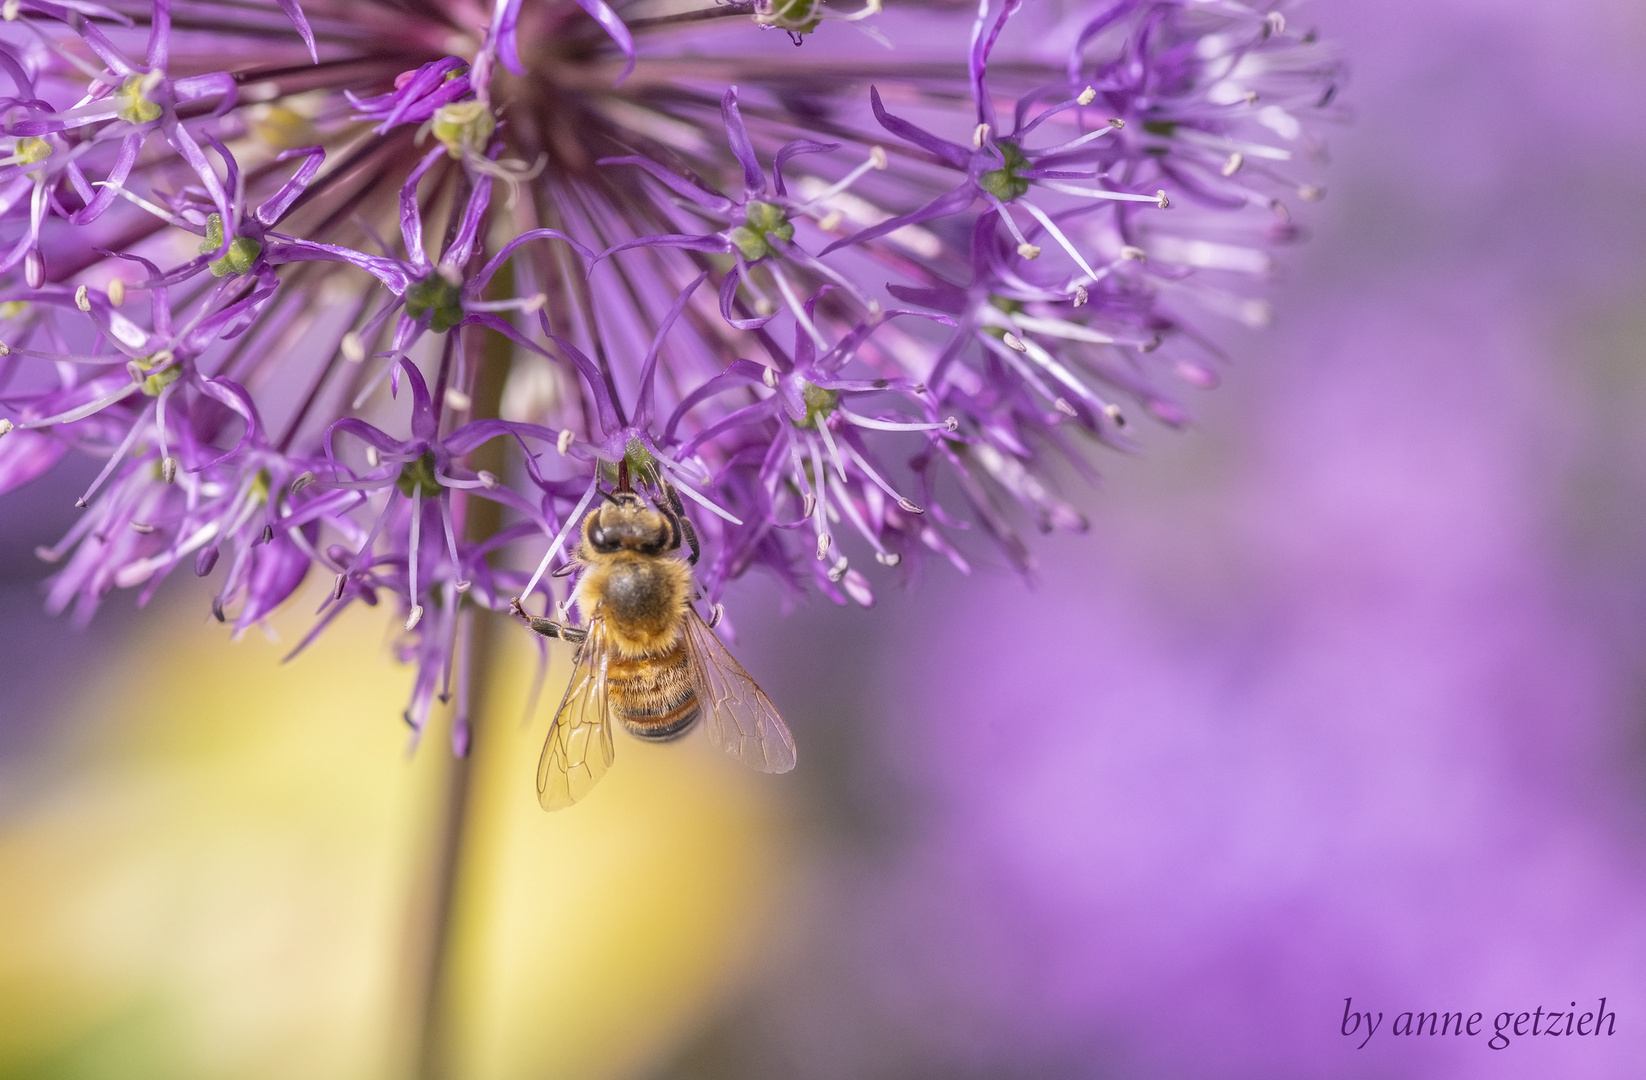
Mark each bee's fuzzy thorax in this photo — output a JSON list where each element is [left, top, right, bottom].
[[574, 551, 693, 659]]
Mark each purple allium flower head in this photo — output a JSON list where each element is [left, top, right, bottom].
[[0, 0, 1340, 740]]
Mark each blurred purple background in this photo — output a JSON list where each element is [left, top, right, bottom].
[[683, 1, 1646, 1076], [8, 0, 1646, 1076]]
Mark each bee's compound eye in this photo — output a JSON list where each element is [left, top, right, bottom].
[[589, 525, 620, 553]]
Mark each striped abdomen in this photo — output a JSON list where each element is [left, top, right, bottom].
[[607, 641, 700, 741]]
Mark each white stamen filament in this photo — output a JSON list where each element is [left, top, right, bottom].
[[1034, 180, 1168, 205], [21, 382, 140, 430], [520, 477, 598, 603], [406, 485, 423, 627], [770, 263, 828, 351], [1012, 314, 1116, 345], [440, 492, 468, 591], [797, 147, 889, 213], [1018, 200, 1103, 281], [92, 181, 188, 227], [76, 412, 146, 508], [1030, 123, 1121, 157], [815, 406, 848, 482], [838, 407, 953, 433]]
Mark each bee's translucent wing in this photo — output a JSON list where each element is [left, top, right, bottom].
[[684, 608, 797, 773], [537, 619, 616, 810]]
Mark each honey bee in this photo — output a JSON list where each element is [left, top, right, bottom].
[[510, 465, 796, 810]]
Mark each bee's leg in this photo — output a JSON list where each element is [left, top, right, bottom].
[[508, 596, 587, 642], [660, 479, 700, 566]]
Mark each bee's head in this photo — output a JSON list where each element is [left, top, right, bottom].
[[582, 492, 674, 557]]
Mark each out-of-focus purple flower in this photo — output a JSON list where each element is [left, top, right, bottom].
[[0, 0, 1339, 739]]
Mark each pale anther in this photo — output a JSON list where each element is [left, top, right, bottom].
[[74, 285, 90, 312], [875, 551, 901, 566], [161, 456, 177, 483], [444, 388, 472, 411], [107, 279, 125, 306], [556, 428, 574, 454], [291, 471, 316, 494], [341, 332, 365, 362], [869, 146, 888, 170], [1156, 190, 1171, 209], [1017, 242, 1041, 259], [1073, 285, 1089, 307], [1054, 398, 1078, 417], [816, 532, 831, 560], [1222, 152, 1244, 177], [972, 123, 991, 148], [1002, 332, 1028, 353], [762, 366, 779, 388], [478, 470, 499, 489], [405, 605, 424, 631], [1121, 245, 1147, 261], [896, 496, 924, 515], [130, 521, 155, 534], [1077, 87, 1097, 106]]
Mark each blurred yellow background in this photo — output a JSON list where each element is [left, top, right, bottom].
[[0, 586, 789, 1079]]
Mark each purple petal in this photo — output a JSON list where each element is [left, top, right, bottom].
[[572, 0, 636, 83], [721, 86, 767, 196], [633, 271, 708, 429], [869, 85, 970, 169], [597, 155, 735, 214], [274, 0, 319, 64], [0, 428, 67, 495], [773, 139, 841, 197], [969, 0, 1024, 128]]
